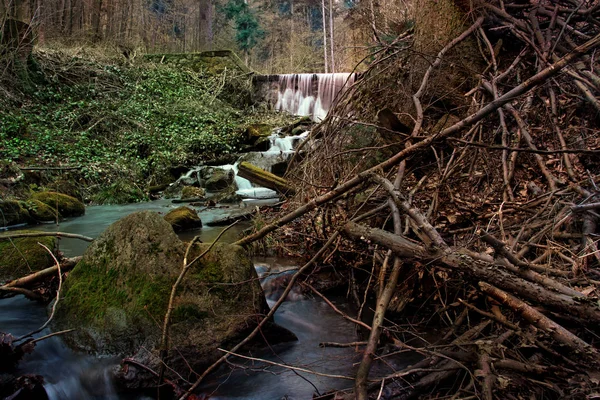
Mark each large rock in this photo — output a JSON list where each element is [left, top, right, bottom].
[[54, 211, 184, 355], [163, 206, 202, 232], [205, 168, 234, 192], [181, 186, 206, 200], [53, 211, 289, 387], [24, 199, 60, 223], [31, 192, 84, 217], [0, 201, 32, 227], [0, 232, 57, 283]]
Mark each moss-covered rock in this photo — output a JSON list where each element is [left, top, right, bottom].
[[0, 200, 33, 227], [245, 123, 272, 140], [181, 186, 206, 200], [164, 206, 202, 232], [23, 199, 61, 223], [52, 211, 288, 385], [31, 192, 85, 217], [52, 180, 83, 201], [205, 169, 234, 192], [0, 161, 23, 186], [92, 180, 147, 205], [0, 231, 57, 283], [54, 211, 185, 354]]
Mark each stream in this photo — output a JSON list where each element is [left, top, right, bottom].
[[1, 200, 416, 399]]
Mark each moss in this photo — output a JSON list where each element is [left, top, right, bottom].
[[31, 191, 85, 217], [192, 261, 225, 283], [181, 186, 206, 199], [23, 199, 61, 222], [0, 231, 57, 282], [172, 304, 209, 323], [164, 206, 202, 232], [61, 259, 173, 326], [245, 123, 272, 139], [0, 200, 32, 226], [92, 180, 147, 205]]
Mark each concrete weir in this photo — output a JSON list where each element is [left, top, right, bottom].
[[253, 73, 357, 121]]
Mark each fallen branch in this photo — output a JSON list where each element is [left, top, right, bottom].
[[0, 232, 94, 242]]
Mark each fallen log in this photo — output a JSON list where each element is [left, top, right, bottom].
[[342, 222, 600, 324], [1, 257, 81, 289], [480, 282, 600, 361], [237, 162, 296, 196]]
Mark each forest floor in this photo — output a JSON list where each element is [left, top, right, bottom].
[[0, 45, 292, 204]]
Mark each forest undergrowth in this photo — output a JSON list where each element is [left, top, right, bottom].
[[0, 46, 289, 203]]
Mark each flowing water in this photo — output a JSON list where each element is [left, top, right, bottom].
[[274, 73, 356, 121], [0, 200, 416, 399]]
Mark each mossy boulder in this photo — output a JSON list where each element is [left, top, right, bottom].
[[23, 199, 60, 223], [31, 192, 85, 217], [0, 200, 33, 227], [245, 123, 272, 140], [117, 242, 293, 389], [164, 206, 202, 232], [0, 161, 23, 186], [181, 186, 206, 200], [92, 180, 147, 205], [52, 180, 83, 201], [205, 169, 234, 192], [53, 211, 185, 355], [52, 211, 288, 386], [0, 231, 57, 283]]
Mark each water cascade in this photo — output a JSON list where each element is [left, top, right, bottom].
[[275, 73, 356, 121], [177, 130, 308, 200]]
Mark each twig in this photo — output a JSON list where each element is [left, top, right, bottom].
[[14, 243, 63, 343], [158, 221, 239, 384], [217, 348, 355, 380]]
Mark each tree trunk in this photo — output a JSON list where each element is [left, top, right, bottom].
[[321, 0, 328, 73]]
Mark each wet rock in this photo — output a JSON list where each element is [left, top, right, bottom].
[[0, 200, 32, 227], [31, 192, 85, 217], [54, 211, 185, 355], [181, 186, 206, 200], [0, 232, 57, 283], [23, 199, 60, 223], [205, 168, 234, 192], [0, 161, 23, 186], [214, 188, 242, 204], [163, 206, 202, 232]]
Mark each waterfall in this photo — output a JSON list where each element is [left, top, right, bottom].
[[275, 73, 356, 121], [218, 130, 309, 200]]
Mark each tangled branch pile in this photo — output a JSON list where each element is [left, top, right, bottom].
[[241, 0, 600, 398]]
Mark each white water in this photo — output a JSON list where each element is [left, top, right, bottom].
[[275, 73, 356, 121], [181, 130, 309, 200]]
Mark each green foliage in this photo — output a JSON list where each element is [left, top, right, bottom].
[[0, 50, 273, 199], [221, 0, 265, 53], [92, 180, 147, 205]]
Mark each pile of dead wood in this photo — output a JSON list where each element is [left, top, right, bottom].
[[229, 1, 600, 399]]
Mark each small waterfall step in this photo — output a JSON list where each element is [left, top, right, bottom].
[[175, 130, 308, 201]]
